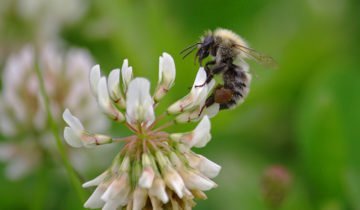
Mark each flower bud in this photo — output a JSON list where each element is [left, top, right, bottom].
[[121, 59, 133, 93], [107, 68, 126, 108], [154, 52, 176, 101], [97, 77, 125, 122], [262, 165, 292, 209]]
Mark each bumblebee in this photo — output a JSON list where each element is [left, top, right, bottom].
[[181, 28, 277, 110]]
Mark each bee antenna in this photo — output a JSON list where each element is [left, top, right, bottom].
[[182, 47, 197, 59], [180, 42, 202, 55]]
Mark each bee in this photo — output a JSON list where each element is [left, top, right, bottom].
[[181, 28, 277, 110]]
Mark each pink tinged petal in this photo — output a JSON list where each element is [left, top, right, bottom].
[[62, 109, 84, 132], [84, 185, 107, 208], [121, 59, 133, 93], [97, 77, 125, 122], [180, 170, 217, 191], [126, 78, 155, 126], [139, 153, 155, 188], [132, 187, 148, 210], [197, 155, 221, 178], [164, 167, 185, 198], [64, 127, 83, 147], [149, 178, 169, 204], [83, 171, 108, 188], [154, 52, 176, 101], [107, 69, 125, 108], [138, 167, 155, 188], [90, 64, 101, 96], [101, 174, 130, 203], [82, 133, 113, 148], [174, 108, 202, 123]]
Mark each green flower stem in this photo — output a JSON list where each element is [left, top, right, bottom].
[[34, 58, 86, 203]]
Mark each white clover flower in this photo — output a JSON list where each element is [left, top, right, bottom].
[[63, 53, 221, 210], [0, 44, 110, 180]]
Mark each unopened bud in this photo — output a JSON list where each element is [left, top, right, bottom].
[[261, 165, 292, 209]]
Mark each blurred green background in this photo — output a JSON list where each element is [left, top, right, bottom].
[[1, 0, 359, 209]]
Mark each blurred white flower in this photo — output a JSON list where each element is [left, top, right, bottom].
[[0, 0, 89, 66], [63, 53, 221, 210], [0, 44, 110, 180]]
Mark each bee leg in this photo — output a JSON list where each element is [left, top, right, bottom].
[[195, 63, 227, 88], [204, 60, 216, 75], [210, 62, 228, 75], [198, 91, 217, 116]]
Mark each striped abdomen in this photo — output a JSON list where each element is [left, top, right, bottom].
[[220, 65, 251, 109]]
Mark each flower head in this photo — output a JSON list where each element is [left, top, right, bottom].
[[63, 53, 221, 209]]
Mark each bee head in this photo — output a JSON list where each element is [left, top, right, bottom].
[[196, 35, 214, 66]]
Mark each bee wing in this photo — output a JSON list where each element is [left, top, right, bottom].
[[235, 44, 278, 69]]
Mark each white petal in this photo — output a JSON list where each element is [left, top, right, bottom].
[[102, 200, 122, 210], [170, 116, 211, 148], [192, 116, 211, 148], [98, 77, 111, 111], [154, 53, 176, 101], [64, 127, 83, 147], [101, 174, 130, 202], [90, 65, 101, 96], [194, 67, 207, 86], [198, 155, 221, 178], [97, 77, 125, 121], [121, 59, 133, 92], [138, 167, 155, 188], [174, 108, 203, 123], [181, 170, 217, 191], [149, 178, 169, 204], [167, 68, 208, 114], [205, 104, 220, 118], [132, 187, 148, 210], [120, 156, 131, 172], [84, 185, 106, 208], [160, 52, 176, 85], [164, 167, 185, 198], [62, 109, 84, 132], [107, 68, 124, 105], [126, 78, 155, 126], [83, 171, 108, 188]]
